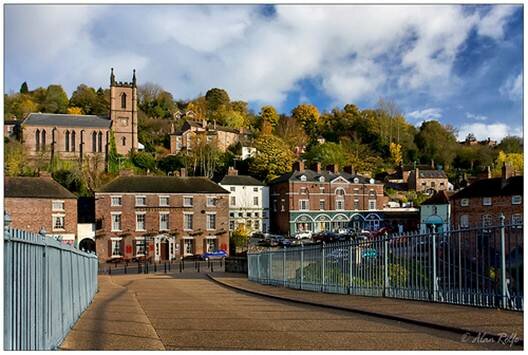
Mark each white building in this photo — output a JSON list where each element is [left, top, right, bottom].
[[219, 167, 269, 234], [419, 190, 452, 233]]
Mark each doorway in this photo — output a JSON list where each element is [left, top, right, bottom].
[[160, 239, 169, 261]]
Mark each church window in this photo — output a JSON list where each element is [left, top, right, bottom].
[[98, 132, 103, 152], [121, 93, 127, 109], [122, 136, 126, 146], [92, 131, 97, 153], [35, 129, 40, 151], [41, 130, 46, 150], [65, 131, 70, 152], [71, 131, 76, 152]]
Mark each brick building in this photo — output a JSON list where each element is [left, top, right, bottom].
[[4, 175, 77, 243], [408, 168, 450, 194], [94, 174, 230, 262], [20, 69, 138, 163], [269, 162, 385, 236], [450, 164, 523, 228]]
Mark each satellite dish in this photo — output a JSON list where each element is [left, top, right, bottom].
[[353, 177, 359, 184], [369, 178, 375, 184]]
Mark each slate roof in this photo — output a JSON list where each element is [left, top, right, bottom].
[[5, 177, 77, 199], [451, 176, 523, 199], [96, 176, 229, 194], [219, 175, 265, 186], [172, 120, 240, 135], [269, 169, 376, 185], [22, 113, 111, 128], [421, 190, 453, 205], [416, 170, 448, 178]]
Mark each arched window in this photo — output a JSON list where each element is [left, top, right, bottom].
[[35, 129, 40, 152], [92, 131, 97, 153], [98, 132, 103, 152], [335, 188, 345, 210], [335, 188, 346, 198], [71, 131, 76, 152], [65, 131, 70, 152], [122, 136, 126, 146], [121, 93, 127, 109], [41, 130, 46, 150]]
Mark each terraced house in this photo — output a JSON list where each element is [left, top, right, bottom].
[[94, 173, 230, 263], [269, 162, 385, 236]]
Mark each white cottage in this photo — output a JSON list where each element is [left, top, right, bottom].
[[419, 190, 452, 233]]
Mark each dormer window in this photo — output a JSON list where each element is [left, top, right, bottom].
[[319, 176, 325, 182], [300, 175, 307, 182], [512, 195, 522, 205], [482, 197, 492, 206], [460, 198, 469, 207]]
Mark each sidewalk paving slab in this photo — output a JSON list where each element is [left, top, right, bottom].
[[208, 273, 523, 344]]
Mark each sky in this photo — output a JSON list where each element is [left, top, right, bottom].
[[4, 4, 524, 142]]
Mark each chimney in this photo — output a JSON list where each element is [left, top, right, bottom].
[[38, 170, 52, 178], [292, 161, 305, 172], [326, 164, 339, 174], [180, 168, 187, 177], [227, 166, 238, 176], [310, 162, 321, 173], [502, 162, 512, 180], [343, 165, 354, 175]]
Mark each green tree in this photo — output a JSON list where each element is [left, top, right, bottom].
[[258, 105, 280, 127], [274, 115, 308, 149], [205, 88, 230, 113], [157, 154, 185, 175], [414, 120, 457, 168], [20, 82, 29, 94], [43, 85, 68, 113], [303, 142, 346, 167], [4, 141, 30, 176], [498, 136, 523, 154], [69, 84, 98, 114], [131, 151, 157, 172], [250, 134, 295, 182]]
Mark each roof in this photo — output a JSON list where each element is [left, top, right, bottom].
[[22, 113, 111, 129], [422, 190, 452, 205], [269, 169, 377, 185], [219, 175, 265, 186], [96, 175, 230, 194], [5, 177, 77, 199], [171, 120, 239, 136], [451, 176, 523, 199], [416, 170, 448, 178]]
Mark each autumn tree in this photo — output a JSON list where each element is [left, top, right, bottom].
[[493, 151, 523, 176], [389, 142, 402, 166], [205, 88, 230, 113], [230, 224, 251, 253], [258, 105, 279, 127], [250, 134, 295, 182], [274, 115, 308, 149], [291, 103, 320, 139], [69, 84, 98, 114], [498, 136, 523, 154], [67, 107, 83, 115]]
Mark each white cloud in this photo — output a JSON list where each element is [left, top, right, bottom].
[[407, 108, 442, 121], [457, 122, 522, 141], [465, 112, 488, 121], [5, 4, 520, 107], [499, 72, 522, 101]]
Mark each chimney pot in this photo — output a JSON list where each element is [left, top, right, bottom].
[[310, 162, 321, 173], [326, 164, 339, 174], [292, 161, 305, 172], [343, 165, 354, 175]]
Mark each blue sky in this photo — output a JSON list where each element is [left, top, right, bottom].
[[4, 4, 523, 141]]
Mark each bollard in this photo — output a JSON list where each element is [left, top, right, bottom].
[[138, 262, 141, 274], [182, 259, 185, 270], [179, 262, 182, 272], [108, 266, 111, 275], [154, 262, 157, 273], [168, 261, 171, 271], [211, 262, 214, 273], [145, 262, 149, 274], [197, 262, 200, 273], [164, 262, 167, 274], [125, 263, 128, 274]]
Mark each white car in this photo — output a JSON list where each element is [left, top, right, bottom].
[[294, 231, 312, 240]]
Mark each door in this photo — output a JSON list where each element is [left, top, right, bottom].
[[160, 240, 169, 260]]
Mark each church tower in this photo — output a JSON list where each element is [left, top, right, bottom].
[[110, 68, 138, 155]]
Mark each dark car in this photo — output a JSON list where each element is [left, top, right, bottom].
[[312, 231, 341, 244], [201, 250, 228, 261]]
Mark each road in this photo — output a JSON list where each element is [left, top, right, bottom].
[[60, 273, 515, 350]]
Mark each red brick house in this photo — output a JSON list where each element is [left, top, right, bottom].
[[450, 164, 523, 229], [94, 175, 230, 262], [269, 162, 385, 236], [4, 175, 78, 243]]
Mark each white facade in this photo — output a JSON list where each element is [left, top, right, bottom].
[[420, 204, 450, 233], [219, 182, 269, 234]]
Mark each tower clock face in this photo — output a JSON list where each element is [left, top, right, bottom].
[[118, 117, 129, 126]]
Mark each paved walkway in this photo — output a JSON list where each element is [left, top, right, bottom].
[[210, 273, 524, 341], [60, 272, 522, 350]]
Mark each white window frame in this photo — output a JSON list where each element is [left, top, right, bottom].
[[230, 186, 236, 192], [512, 213, 523, 226], [159, 212, 169, 231], [159, 196, 170, 207], [206, 213, 216, 230], [460, 198, 469, 207], [319, 199, 325, 210], [135, 237, 146, 256], [207, 196, 217, 207], [183, 196, 193, 207], [205, 236, 217, 252], [253, 187, 259, 192], [253, 196, 259, 206], [460, 215, 469, 228], [300, 175, 307, 182], [52, 214, 65, 231], [336, 199, 345, 211], [183, 237, 194, 255], [482, 197, 492, 206], [135, 212, 146, 231], [111, 238, 122, 257], [368, 200, 376, 211], [52, 200, 64, 212], [135, 195, 147, 207], [299, 199, 309, 211], [111, 195, 122, 207], [183, 212, 193, 231], [512, 195, 522, 205], [111, 212, 122, 232]]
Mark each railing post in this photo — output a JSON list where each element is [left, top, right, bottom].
[[283, 247, 286, 287], [300, 244, 304, 290], [432, 224, 438, 302], [321, 242, 325, 292], [499, 213, 508, 309], [348, 241, 353, 294], [268, 248, 271, 283], [384, 237, 389, 297]]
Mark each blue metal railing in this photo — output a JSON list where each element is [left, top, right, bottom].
[[4, 227, 99, 350], [248, 220, 523, 311]]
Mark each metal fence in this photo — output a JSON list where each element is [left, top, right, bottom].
[[248, 220, 523, 311], [4, 227, 99, 350]]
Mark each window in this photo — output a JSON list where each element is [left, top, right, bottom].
[[254, 220, 260, 230], [65, 131, 70, 152], [135, 239, 146, 256], [230, 186, 236, 192], [229, 220, 235, 230], [160, 213, 169, 231], [319, 187, 325, 194], [121, 93, 127, 109], [253, 187, 258, 192], [41, 130, 46, 150], [431, 181, 436, 188], [422, 182, 427, 186], [460, 198, 469, 207], [135, 196, 146, 206], [229, 212, 234, 218], [512, 213, 523, 225], [319, 200, 325, 210], [111, 240, 122, 257], [440, 182, 445, 187], [184, 213, 193, 230], [52, 200, 64, 211], [299, 200, 309, 211], [207, 214, 216, 230], [319, 176, 325, 182], [354, 199, 359, 210], [460, 215, 469, 228], [238, 212, 243, 218], [122, 137, 126, 146], [262, 211, 267, 218], [512, 195, 522, 205], [253, 196, 259, 206], [230, 196, 236, 206], [183, 197, 193, 207], [481, 214, 493, 228], [71, 131, 76, 152], [368, 200, 376, 210], [246, 212, 252, 217], [300, 187, 308, 195], [300, 175, 307, 182], [254, 212, 260, 218], [35, 129, 40, 151], [482, 197, 492, 206], [184, 239, 194, 255], [206, 238, 217, 252], [207, 197, 216, 207], [52, 215, 65, 230], [281, 199, 285, 212], [336, 200, 345, 210], [135, 213, 146, 231], [273, 200, 277, 212], [159, 196, 169, 206], [111, 213, 122, 232], [335, 188, 345, 197], [98, 132, 103, 152], [92, 131, 97, 153], [111, 196, 122, 207]]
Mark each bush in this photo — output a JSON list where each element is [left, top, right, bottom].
[[131, 151, 156, 172]]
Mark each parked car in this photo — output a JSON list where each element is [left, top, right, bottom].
[[200, 250, 228, 261], [294, 231, 312, 240], [312, 231, 341, 244]]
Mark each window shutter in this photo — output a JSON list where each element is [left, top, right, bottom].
[[108, 239, 112, 257]]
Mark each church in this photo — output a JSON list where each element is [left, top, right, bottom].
[[21, 69, 139, 163]]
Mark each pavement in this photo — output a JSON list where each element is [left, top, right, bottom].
[[59, 272, 523, 350]]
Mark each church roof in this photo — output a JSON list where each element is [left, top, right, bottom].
[[22, 113, 111, 129]]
